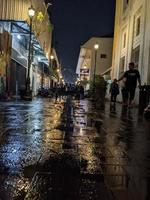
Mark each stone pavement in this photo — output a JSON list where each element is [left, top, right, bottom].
[[0, 98, 150, 200], [77, 100, 150, 200]]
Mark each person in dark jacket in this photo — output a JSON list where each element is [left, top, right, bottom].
[[118, 62, 141, 107], [110, 79, 119, 103]]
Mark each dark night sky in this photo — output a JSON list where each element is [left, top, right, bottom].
[[47, 0, 116, 82]]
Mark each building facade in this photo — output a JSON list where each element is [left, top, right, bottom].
[[76, 37, 113, 89], [112, 0, 150, 101], [0, 0, 53, 97]]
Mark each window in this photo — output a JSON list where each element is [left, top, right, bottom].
[[100, 54, 107, 58], [119, 57, 125, 76], [123, 0, 129, 12], [123, 33, 126, 48], [131, 46, 140, 68], [136, 17, 141, 36]]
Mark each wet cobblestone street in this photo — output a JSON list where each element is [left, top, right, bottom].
[[0, 98, 150, 200], [0, 98, 64, 199]]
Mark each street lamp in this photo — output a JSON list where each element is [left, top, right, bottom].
[[93, 43, 99, 92], [62, 78, 65, 85], [50, 55, 54, 68], [26, 5, 35, 97], [50, 55, 54, 60]]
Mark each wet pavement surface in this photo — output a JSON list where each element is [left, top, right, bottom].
[[0, 97, 150, 200]]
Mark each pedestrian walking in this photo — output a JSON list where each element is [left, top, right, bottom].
[[118, 62, 141, 107], [110, 79, 119, 104], [80, 85, 84, 99]]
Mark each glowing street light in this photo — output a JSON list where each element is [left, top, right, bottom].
[[28, 5, 35, 17], [62, 78, 65, 84], [50, 55, 54, 60], [94, 44, 99, 50]]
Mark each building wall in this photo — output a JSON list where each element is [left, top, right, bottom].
[[0, 0, 52, 57], [112, 0, 150, 84], [76, 48, 92, 81], [111, 0, 150, 103], [111, 0, 122, 79], [82, 38, 113, 79], [0, 0, 53, 96]]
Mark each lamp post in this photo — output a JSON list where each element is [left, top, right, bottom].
[[50, 55, 54, 88], [93, 43, 99, 92], [26, 5, 35, 96]]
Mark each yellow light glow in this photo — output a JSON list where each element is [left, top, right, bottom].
[[94, 44, 99, 50], [28, 5, 35, 18], [50, 55, 54, 60]]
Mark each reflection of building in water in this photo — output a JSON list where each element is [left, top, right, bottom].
[[112, 0, 150, 103], [101, 122, 129, 188], [100, 145, 129, 189]]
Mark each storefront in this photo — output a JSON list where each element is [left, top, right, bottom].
[[9, 59, 26, 96]]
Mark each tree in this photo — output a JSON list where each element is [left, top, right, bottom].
[[26, 3, 53, 40], [90, 75, 107, 108]]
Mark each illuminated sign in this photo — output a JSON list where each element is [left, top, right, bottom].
[[80, 69, 89, 74]]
